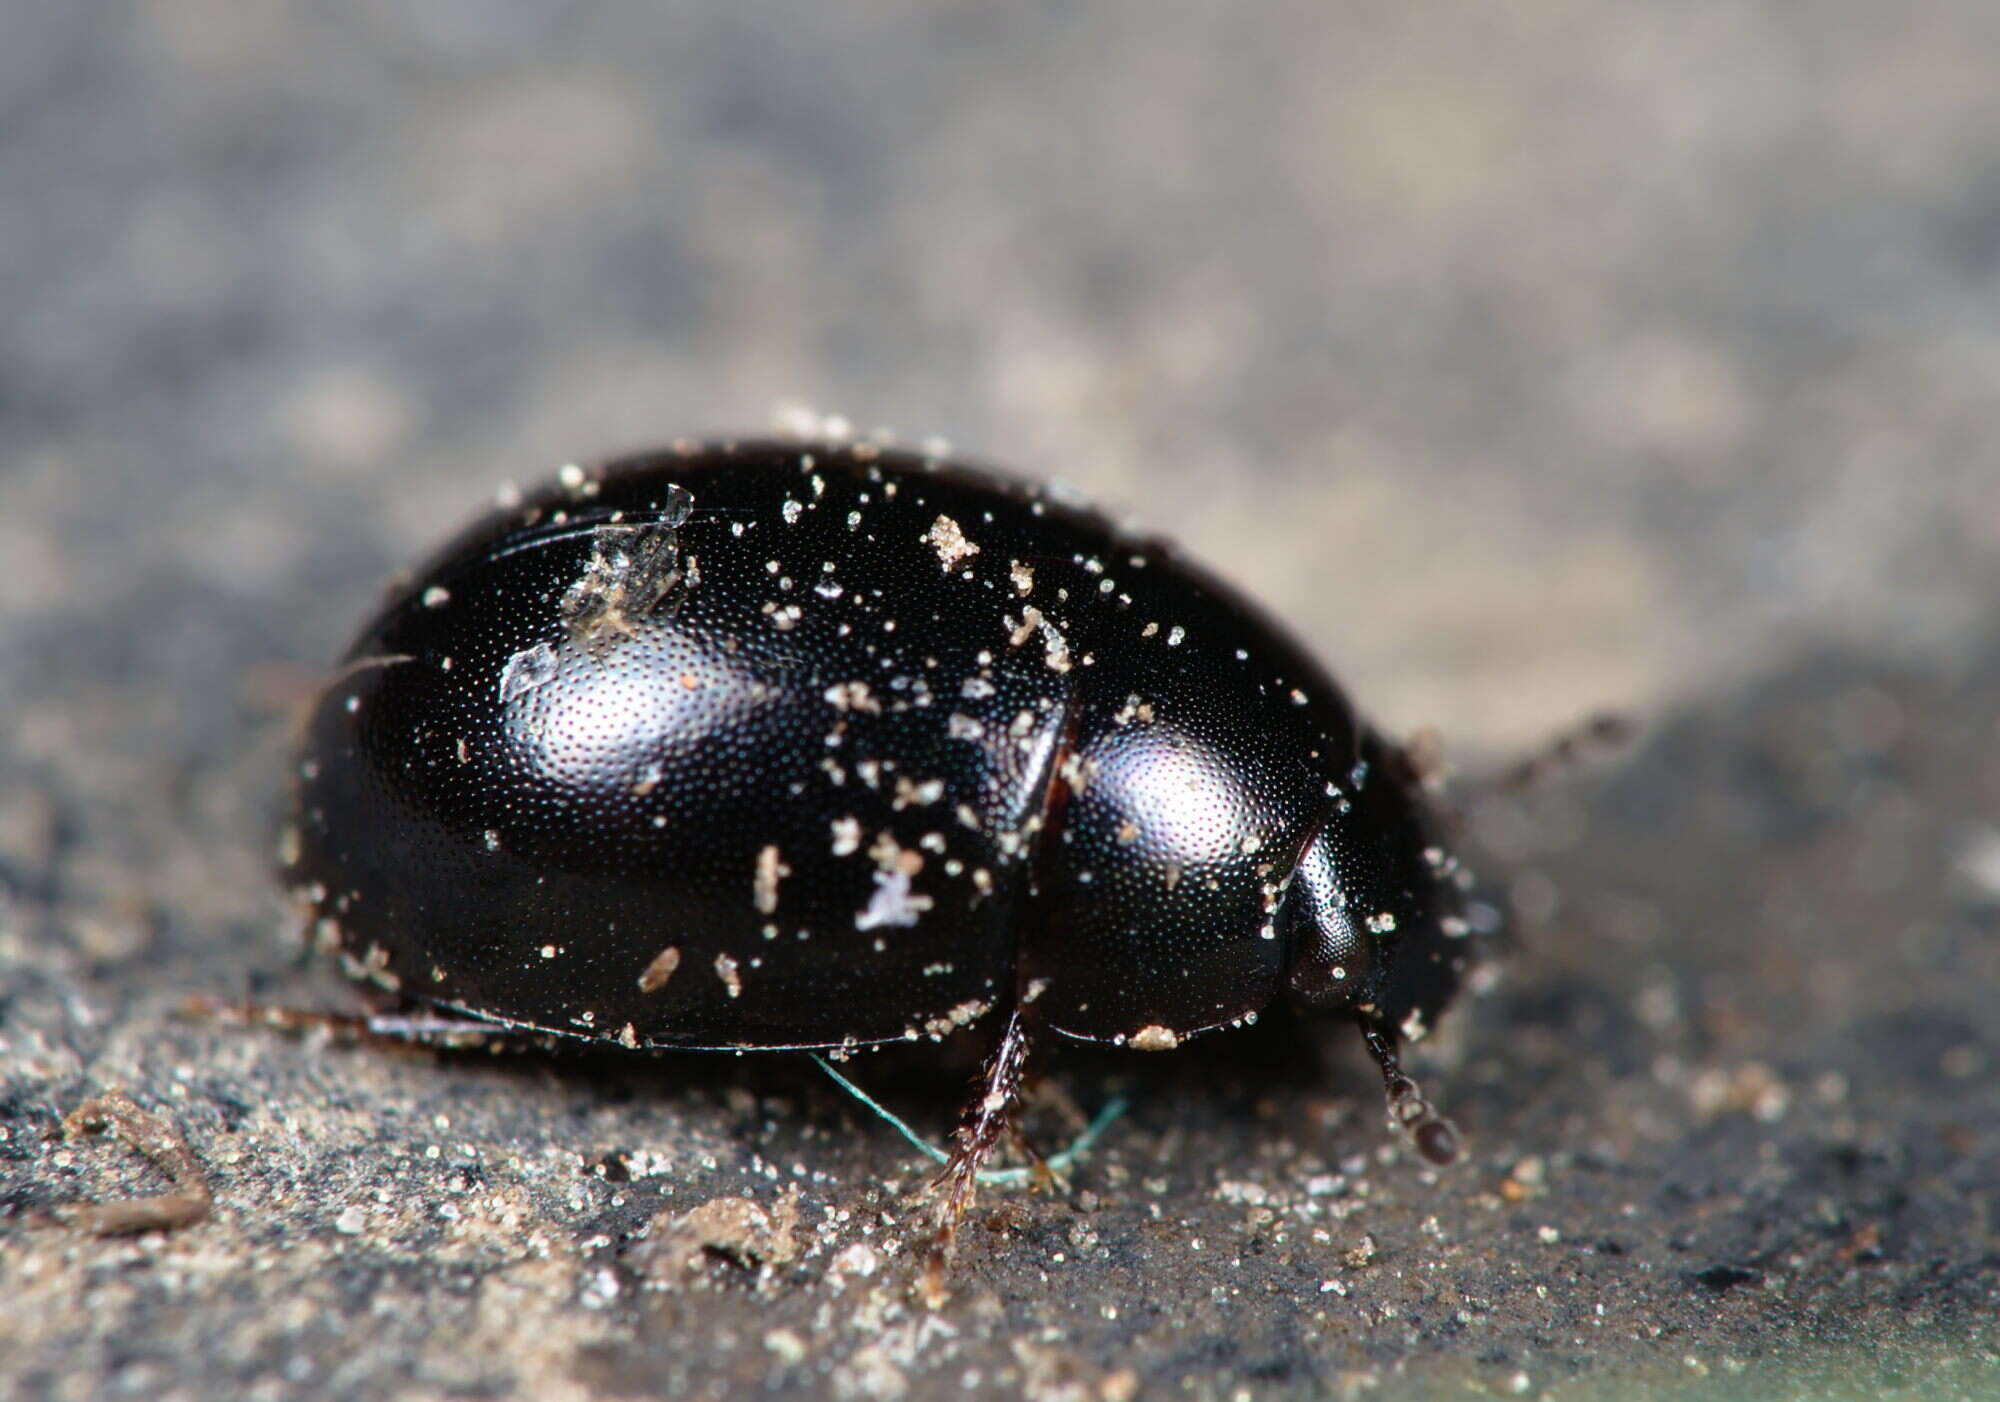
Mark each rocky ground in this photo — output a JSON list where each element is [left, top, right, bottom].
[[3, 4, 1997, 1399]]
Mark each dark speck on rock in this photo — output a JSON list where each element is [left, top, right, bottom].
[[1691, 1264, 1765, 1293]]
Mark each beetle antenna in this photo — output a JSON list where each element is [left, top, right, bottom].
[[1359, 1022, 1460, 1166], [1496, 709, 1634, 793], [1424, 708, 1635, 842]]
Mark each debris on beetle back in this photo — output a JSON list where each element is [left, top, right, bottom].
[[554, 483, 694, 649], [856, 869, 934, 930], [638, 945, 681, 993], [496, 642, 558, 704], [922, 514, 980, 570], [561, 520, 686, 647], [714, 953, 744, 998], [753, 845, 790, 914]]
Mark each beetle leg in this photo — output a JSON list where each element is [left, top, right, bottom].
[[1359, 1019, 1460, 1166], [186, 994, 518, 1052], [920, 1004, 1035, 1304]]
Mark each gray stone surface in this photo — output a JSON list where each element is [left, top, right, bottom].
[[2, 3, 1997, 1399]]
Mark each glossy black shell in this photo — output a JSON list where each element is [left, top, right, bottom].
[[286, 441, 1471, 1054]]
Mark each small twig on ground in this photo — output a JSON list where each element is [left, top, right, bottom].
[[56, 1089, 213, 1235]]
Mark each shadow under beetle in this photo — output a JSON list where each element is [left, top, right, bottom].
[[284, 439, 1476, 1280]]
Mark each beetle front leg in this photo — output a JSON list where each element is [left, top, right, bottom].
[[919, 1004, 1035, 1305]]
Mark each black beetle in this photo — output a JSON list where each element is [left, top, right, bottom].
[[284, 439, 1475, 1264]]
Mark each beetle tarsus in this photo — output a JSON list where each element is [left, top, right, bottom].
[[920, 1005, 1035, 1306], [1360, 1022, 1460, 1167]]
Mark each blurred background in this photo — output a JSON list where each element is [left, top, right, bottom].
[[4, 5, 1997, 1401], [7, 2, 1997, 750]]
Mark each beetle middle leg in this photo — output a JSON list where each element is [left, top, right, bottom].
[[919, 1004, 1036, 1305]]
